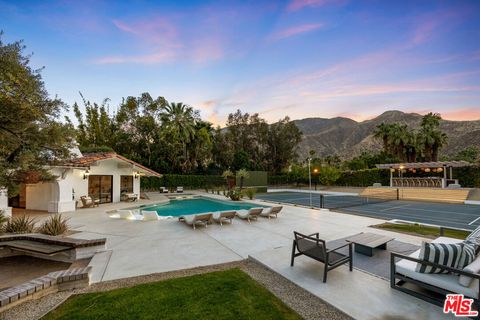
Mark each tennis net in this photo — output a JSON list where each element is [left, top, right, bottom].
[[320, 189, 399, 210]]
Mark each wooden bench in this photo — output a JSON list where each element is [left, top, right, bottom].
[[0, 240, 71, 256]]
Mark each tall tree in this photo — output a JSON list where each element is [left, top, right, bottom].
[[0, 36, 74, 195]]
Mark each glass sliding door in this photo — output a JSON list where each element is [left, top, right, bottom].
[[120, 175, 133, 194], [88, 175, 113, 203]]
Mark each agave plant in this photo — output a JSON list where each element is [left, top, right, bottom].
[[39, 214, 69, 236], [0, 211, 9, 233], [244, 188, 256, 200], [5, 215, 36, 234]]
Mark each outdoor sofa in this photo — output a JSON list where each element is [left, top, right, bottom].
[[391, 233, 480, 308]]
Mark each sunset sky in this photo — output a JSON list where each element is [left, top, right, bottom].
[[1, 0, 480, 125]]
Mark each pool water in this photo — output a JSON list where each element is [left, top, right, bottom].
[[140, 197, 267, 217]]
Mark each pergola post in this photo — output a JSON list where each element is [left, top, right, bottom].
[[442, 166, 447, 188], [390, 169, 393, 187]]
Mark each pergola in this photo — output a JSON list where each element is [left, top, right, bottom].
[[376, 160, 472, 188]]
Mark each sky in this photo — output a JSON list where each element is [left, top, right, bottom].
[[1, 0, 480, 125]]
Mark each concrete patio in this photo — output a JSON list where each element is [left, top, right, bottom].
[[43, 192, 452, 319]]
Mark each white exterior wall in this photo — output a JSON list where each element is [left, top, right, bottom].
[[24, 158, 147, 213], [0, 187, 12, 218], [85, 160, 140, 203]]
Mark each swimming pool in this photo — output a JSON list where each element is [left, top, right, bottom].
[[139, 197, 267, 217]]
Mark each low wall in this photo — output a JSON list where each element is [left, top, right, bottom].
[[0, 267, 92, 312]]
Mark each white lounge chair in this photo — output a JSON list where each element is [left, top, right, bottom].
[[179, 213, 212, 230], [212, 211, 236, 226], [142, 210, 159, 221], [117, 210, 136, 220], [260, 206, 283, 219], [236, 208, 263, 223], [176, 186, 184, 193], [160, 187, 169, 193]]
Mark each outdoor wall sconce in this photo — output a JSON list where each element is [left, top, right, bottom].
[[134, 172, 140, 179], [83, 170, 90, 180], [390, 168, 395, 172]]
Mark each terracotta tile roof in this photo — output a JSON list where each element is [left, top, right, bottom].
[[57, 152, 161, 177]]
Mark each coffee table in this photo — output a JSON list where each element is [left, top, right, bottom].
[[345, 232, 394, 257]]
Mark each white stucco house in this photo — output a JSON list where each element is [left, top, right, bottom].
[[2, 150, 161, 215]]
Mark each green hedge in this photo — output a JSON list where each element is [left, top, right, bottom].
[[269, 166, 480, 188], [141, 174, 225, 191], [237, 171, 268, 187]]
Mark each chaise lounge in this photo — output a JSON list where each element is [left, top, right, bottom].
[[179, 213, 212, 230], [291, 231, 353, 283], [260, 206, 283, 219], [212, 211, 236, 225], [236, 208, 263, 223]]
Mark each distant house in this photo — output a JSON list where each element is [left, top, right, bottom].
[[7, 150, 161, 213]]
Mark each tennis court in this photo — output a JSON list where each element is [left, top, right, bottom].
[[256, 191, 480, 231]]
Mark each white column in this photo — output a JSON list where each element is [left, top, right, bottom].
[[0, 187, 12, 218]]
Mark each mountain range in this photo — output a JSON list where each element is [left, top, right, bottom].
[[293, 110, 480, 160]]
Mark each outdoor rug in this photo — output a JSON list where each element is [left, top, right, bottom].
[[328, 235, 419, 281]]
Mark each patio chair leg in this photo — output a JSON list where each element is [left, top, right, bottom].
[[291, 240, 296, 266], [349, 244, 353, 271], [323, 266, 328, 283]]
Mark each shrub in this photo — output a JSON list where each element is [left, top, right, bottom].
[[227, 189, 242, 201], [244, 188, 256, 200], [5, 215, 36, 234], [141, 175, 225, 191], [0, 211, 9, 233], [39, 214, 69, 236]]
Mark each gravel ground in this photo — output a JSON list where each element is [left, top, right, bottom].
[[1, 259, 351, 320]]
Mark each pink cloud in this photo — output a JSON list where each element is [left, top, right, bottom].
[[410, 7, 471, 47], [190, 38, 225, 64], [271, 23, 324, 40], [440, 108, 480, 121], [95, 51, 176, 64], [286, 0, 348, 12]]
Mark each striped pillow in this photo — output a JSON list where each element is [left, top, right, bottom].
[[415, 242, 464, 274], [458, 242, 476, 269], [466, 225, 480, 244], [465, 226, 480, 253]]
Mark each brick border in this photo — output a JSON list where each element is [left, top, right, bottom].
[[0, 267, 91, 312]]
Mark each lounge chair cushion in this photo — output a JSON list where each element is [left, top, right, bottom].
[[459, 255, 480, 287], [466, 225, 480, 244], [236, 210, 250, 219]]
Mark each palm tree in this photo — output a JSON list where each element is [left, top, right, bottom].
[[236, 169, 250, 190], [418, 113, 447, 161], [373, 123, 392, 153], [387, 124, 409, 161], [160, 102, 197, 171]]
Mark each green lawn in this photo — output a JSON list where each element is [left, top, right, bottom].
[[373, 222, 470, 239], [43, 269, 302, 320]]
